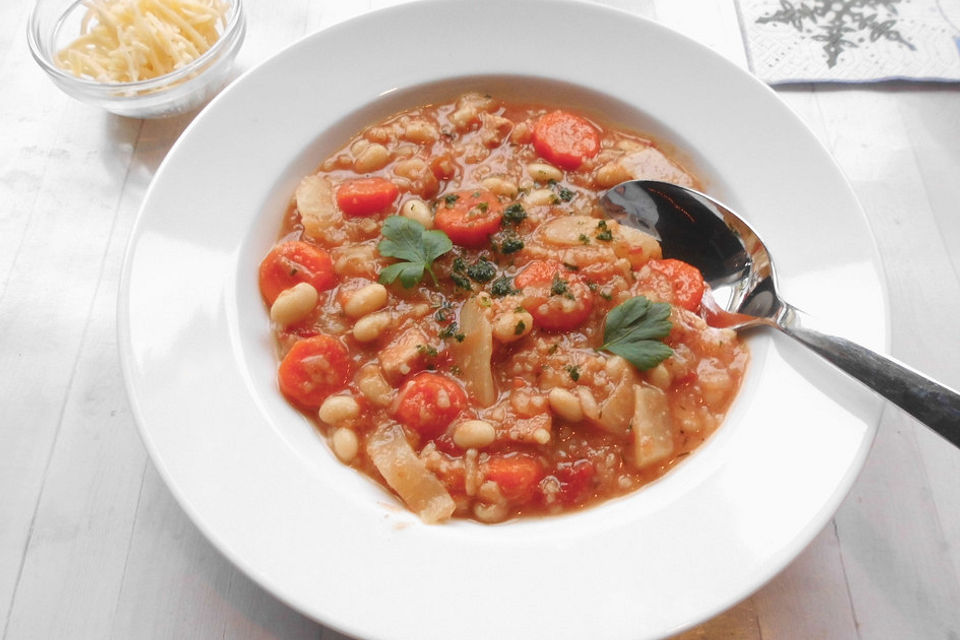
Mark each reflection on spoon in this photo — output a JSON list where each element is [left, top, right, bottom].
[[601, 180, 960, 444]]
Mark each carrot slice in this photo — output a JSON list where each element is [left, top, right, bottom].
[[531, 110, 600, 170], [644, 259, 705, 311], [515, 260, 594, 331], [336, 177, 399, 217], [484, 454, 544, 504], [259, 241, 336, 305], [393, 372, 468, 440], [278, 334, 353, 409], [433, 189, 504, 248]]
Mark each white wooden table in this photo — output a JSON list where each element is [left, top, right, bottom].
[[3, 0, 959, 637]]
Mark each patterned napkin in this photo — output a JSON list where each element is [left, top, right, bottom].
[[736, 0, 960, 83]]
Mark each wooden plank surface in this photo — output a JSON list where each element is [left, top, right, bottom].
[[2, 0, 958, 638]]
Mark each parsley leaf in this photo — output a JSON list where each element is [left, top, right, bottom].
[[599, 296, 673, 371], [378, 216, 453, 288]]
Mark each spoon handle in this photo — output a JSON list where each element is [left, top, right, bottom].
[[781, 324, 960, 445]]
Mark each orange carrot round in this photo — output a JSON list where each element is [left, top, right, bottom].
[[278, 335, 353, 409], [259, 241, 336, 305], [531, 110, 600, 170], [336, 177, 399, 217], [433, 189, 504, 248]]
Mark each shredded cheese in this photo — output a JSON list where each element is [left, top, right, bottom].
[[55, 0, 229, 83]]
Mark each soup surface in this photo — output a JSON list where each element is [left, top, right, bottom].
[[259, 92, 748, 523]]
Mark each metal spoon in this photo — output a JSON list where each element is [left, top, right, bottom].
[[601, 180, 960, 445]]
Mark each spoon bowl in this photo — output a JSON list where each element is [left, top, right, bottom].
[[601, 180, 960, 443]]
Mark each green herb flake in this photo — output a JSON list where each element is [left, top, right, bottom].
[[578, 234, 591, 245], [550, 273, 569, 297], [451, 271, 473, 291], [416, 344, 439, 358], [378, 216, 453, 288], [465, 257, 497, 283], [503, 203, 527, 225], [595, 219, 613, 242], [500, 233, 525, 255], [443, 194, 460, 208], [475, 201, 489, 213], [490, 275, 517, 297], [565, 365, 581, 382], [557, 186, 574, 202], [514, 320, 527, 335], [599, 295, 673, 371]]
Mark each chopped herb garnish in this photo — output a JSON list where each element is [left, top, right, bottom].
[[490, 275, 517, 297], [599, 290, 613, 301], [547, 343, 559, 355], [443, 193, 460, 207], [557, 186, 574, 202], [451, 271, 472, 290], [578, 234, 591, 245], [439, 322, 466, 342], [378, 216, 453, 288], [514, 320, 527, 335], [550, 273, 568, 296], [503, 203, 527, 225], [475, 201, 489, 213], [416, 344, 439, 358], [500, 232, 525, 255], [465, 257, 497, 283], [565, 365, 581, 382], [595, 220, 613, 242], [599, 295, 673, 371]]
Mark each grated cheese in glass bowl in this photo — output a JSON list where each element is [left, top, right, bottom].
[[28, 0, 245, 118]]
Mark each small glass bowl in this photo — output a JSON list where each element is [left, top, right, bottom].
[[28, 0, 246, 119]]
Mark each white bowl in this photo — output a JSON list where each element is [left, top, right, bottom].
[[118, 1, 886, 638]]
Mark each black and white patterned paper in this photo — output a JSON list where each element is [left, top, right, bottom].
[[737, 0, 960, 83]]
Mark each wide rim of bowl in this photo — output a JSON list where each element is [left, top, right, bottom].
[[117, 1, 886, 638], [27, 0, 245, 92]]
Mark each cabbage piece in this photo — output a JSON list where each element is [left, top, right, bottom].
[[366, 424, 455, 523], [451, 298, 496, 407], [295, 175, 344, 241], [631, 384, 674, 469]]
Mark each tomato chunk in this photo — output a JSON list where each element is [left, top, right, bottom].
[[643, 259, 705, 311], [515, 260, 594, 331], [393, 372, 468, 440], [531, 110, 601, 170], [278, 334, 352, 409], [336, 177, 399, 217], [484, 454, 544, 505], [259, 241, 336, 305], [433, 189, 504, 248], [554, 459, 596, 506]]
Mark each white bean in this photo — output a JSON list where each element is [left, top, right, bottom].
[[318, 395, 360, 426], [523, 188, 557, 207], [344, 283, 388, 318], [352, 311, 391, 343], [549, 388, 584, 422], [480, 176, 519, 198], [400, 199, 433, 228], [491, 310, 534, 343], [453, 420, 497, 449], [353, 143, 390, 172], [269, 282, 318, 327], [527, 162, 563, 183], [331, 427, 359, 463]]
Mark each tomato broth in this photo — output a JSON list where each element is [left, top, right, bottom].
[[259, 92, 748, 523]]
